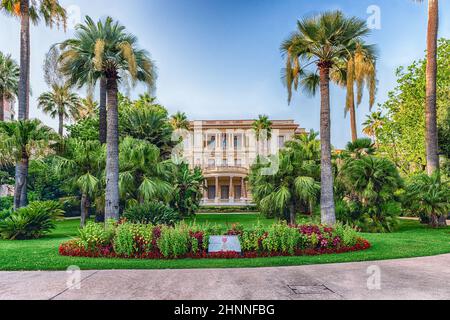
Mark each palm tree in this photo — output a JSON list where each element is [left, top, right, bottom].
[[0, 0, 66, 120], [281, 11, 371, 225], [250, 132, 320, 224], [119, 137, 173, 207], [252, 115, 272, 156], [54, 139, 105, 227], [38, 83, 82, 136], [414, 0, 440, 175], [345, 138, 376, 159], [60, 16, 157, 221], [0, 52, 19, 121], [362, 111, 385, 147], [0, 119, 57, 209], [170, 111, 190, 130], [76, 94, 98, 121], [331, 44, 377, 142]]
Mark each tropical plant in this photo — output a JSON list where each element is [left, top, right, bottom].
[[0, 120, 57, 209], [250, 132, 320, 224], [405, 173, 449, 228], [0, 0, 66, 120], [75, 94, 98, 121], [0, 200, 64, 240], [37, 83, 82, 136], [281, 11, 372, 225], [0, 52, 19, 121], [170, 163, 204, 217], [119, 137, 173, 207], [345, 138, 376, 159], [414, 0, 440, 174], [54, 139, 105, 227], [60, 16, 157, 221], [252, 115, 272, 156], [338, 156, 403, 232], [123, 202, 180, 226], [362, 111, 385, 145], [119, 95, 176, 158], [170, 111, 190, 130]]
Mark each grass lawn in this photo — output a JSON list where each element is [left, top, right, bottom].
[[1, 214, 449, 271]]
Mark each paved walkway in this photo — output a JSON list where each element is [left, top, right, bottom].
[[1, 254, 450, 300]]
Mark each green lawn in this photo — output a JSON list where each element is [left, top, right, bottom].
[[1, 214, 449, 271]]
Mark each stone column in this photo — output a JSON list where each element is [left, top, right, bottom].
[[241, 177, 245, 201], [229, 176, 234, 203], [215, 176, 219, 203], [203, 179, 208, 203]]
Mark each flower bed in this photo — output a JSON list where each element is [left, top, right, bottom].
[[59, 221, 371, 260]]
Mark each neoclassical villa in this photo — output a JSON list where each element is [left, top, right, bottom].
[[181, 120, 304, 206]]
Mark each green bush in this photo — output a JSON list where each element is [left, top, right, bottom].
[[113, 222, 154, 256], [240, 223, 266, 252], [0, 201, 64, 240], [197, 205, 258, 213], [78, 221, 114, 250], [123, 202, 180, 226], [0, 196, 13, 211], [261, 223, 300, 255], [157, 224, 190, 258]]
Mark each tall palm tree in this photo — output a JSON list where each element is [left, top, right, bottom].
[[0, 0, 66, 120], [0, 52, 19, 121], [0, 119, 56, 209], [281, 11, 371, 225], [252, 115, 272, 156], [415, 0, 440, 175], [170, 111, 190, 130], [60, 16, 157, 221], [331, 44, 377, 142], [38, 83, 82, 136]]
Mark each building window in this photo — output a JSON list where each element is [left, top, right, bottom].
[[208, 159, 215, 168], [207, 135, 216, 149], [222, 134, 227, 149], [221, 159, 228, 167], [235, 159, 242, 167], [208, 186, 216, 200]]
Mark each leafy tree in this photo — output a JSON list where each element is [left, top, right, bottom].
[[54, 139, 105, 227], [0, 52, 19, 121], [37, 83, 82, 136], [60, 16, 157, 221], [344, 138, 376, 159], [0, 120, 57, 209], [376, 39, 450, 175], [250, 132, 320, 224], [281, 11, 372, 225], [0, 0, 66, 120]]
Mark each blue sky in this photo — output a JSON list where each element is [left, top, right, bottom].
[[1, 0, 449, 148]]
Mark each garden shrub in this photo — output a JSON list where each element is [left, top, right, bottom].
[[60, 221, 369, 259], [123, 202, 180, 226], [0, 196, 13, 212], [0, 201, 64, 240]]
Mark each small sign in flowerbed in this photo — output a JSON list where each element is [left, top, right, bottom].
[[59, 221, 371, 260]]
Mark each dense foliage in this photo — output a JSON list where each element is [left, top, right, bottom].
[[123, 202, 180, 226], [59, 220, 369, 259], [0, 201, 64, 240], [375, 39, 450, 175]]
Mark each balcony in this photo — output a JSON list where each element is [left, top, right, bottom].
[[203, 166, 248, 176]]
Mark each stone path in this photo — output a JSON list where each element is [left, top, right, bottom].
[[1, 254, 450, 300]]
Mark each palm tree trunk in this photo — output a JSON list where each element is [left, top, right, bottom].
[[105, 76, 120, 221], [58, 112, 64, 137], [19, 0, 30, 120], [289, 204, 296, 225], [0, 94, 4, 121], [14, 155, 28, 210], [80, 193, 88, 227], [349, 100, 358, 142], [425, 0, 440, 175], [99, 77, 107, 144], [319, 64, 336, 225]]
